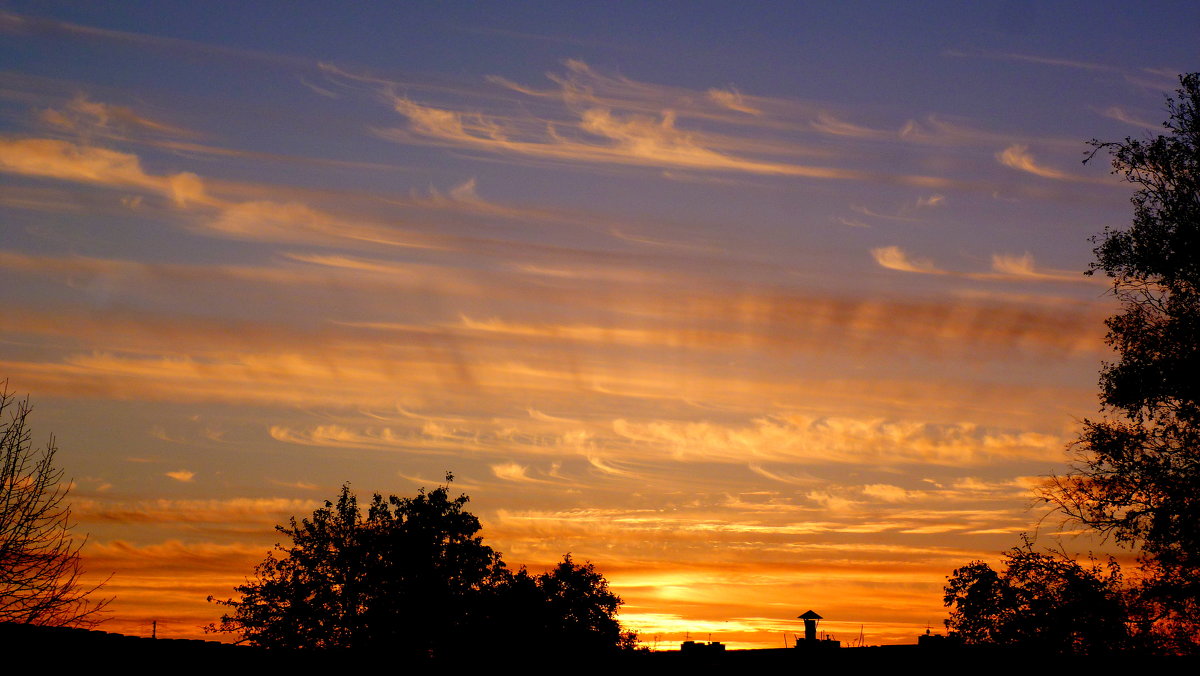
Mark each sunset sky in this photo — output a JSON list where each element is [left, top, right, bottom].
[[2, 1, 1196, 648]]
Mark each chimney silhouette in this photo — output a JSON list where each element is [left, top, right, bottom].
[[798, 610, 822, 641]]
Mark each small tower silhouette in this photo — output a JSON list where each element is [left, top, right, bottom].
[[799, 609, 822, 642]]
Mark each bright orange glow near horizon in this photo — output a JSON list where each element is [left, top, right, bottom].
[[1, 2, 1192, 648]]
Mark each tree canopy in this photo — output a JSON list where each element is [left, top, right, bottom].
[[209, 477, 633, 658], [502, 554, 633, 653], [1, 384, 109, 626], [943, 541, 1129, 654], [1042, 72, 1200, 643], [945, 73, 1199, 655]]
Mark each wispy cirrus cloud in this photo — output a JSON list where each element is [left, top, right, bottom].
[[205, 200, 446, 249], [0, 137, 208, 205], [995, 144, 1111, 184], [706, 87, 761, 115], [989, 252, 1090, 283], [861, 483, 923, 503], [0, 125, 610, 255], [870, 246, 1101, 286], [489, 461, 578, 487], [1097, 105, 1159, 129], [269, 423, 480, 455], [609, 414, 1064, 466], [810, 112, 892, 139], [74, 496, 318, 525], [484, 59, 1070, 151], [870, 245, 944, 274], [482, 59, 798, 127], [849, 194, 944, 223], [0, 9, 313, 69], [40, 94, 200, 140], [944, 48, 1123, 74], [356, 61, 1025, 189], [382, 97, 864, 179]]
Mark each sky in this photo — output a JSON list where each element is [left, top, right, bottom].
[[1, 1, 1196, 648]]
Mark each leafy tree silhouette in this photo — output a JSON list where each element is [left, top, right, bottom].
[[209, 475, 634, 658], [491, 554, 630, 656], [943, 539, 1129, 654], [1043, 72, 1200, 649], [946, 73, 1200, 655]]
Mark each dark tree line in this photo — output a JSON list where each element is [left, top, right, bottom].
[[945, 73, 1200, 654], [208, 477, 636, 658]]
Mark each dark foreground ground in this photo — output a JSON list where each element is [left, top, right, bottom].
[[3, 622, 1192, 671]]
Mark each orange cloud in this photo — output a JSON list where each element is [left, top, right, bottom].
[[996, 144, 1074, 180], [871, 246, 1102, 287], [74, 497, 318, 525], [0, 137, 208, 205], [488, 461, 576, 487], [810, 113, 891, 139], [870, 245, 944, 274], [989, 252, 1091, 283], [40, 94, 199, 139], [861, 483, 921, 502], [384, 97, 865, 179], [609, 414, 1064, 466], [206, 200, 442, 249], [1097, 105, 1158, 129]]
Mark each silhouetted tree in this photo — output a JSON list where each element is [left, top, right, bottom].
[[1, 384, 109, 626], [210, 477, 635, 658], [491, 554, 629, 655], [943, 540, 1129, 654], [538, 554, 625, 650], [209, 477, 504, 655], [1042, 72, 1200, 646]]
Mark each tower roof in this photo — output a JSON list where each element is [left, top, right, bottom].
[[798, 610, 822, 620]]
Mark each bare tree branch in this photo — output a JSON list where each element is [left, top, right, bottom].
[[1, 381, 111, 626]]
